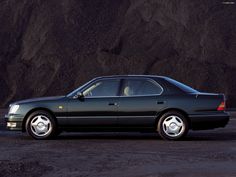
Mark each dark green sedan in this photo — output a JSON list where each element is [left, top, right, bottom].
[[5, 75, 229, 140]]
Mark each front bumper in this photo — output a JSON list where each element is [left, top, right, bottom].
[[189, 112, 230, 130], [5, 114, 24, 131]]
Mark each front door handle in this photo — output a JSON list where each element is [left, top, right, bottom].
[[157, 101, 165, 105], [108, 102, 118, 106]]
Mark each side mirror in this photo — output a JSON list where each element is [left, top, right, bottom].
[[73, 92, 84, 99]]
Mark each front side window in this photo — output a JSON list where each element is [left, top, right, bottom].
[[83, 79, 120, 97], [122, 79, 162, 96]]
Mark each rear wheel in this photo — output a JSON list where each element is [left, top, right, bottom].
[[157, 111, 189, 140], [26, 110, 57, 140]]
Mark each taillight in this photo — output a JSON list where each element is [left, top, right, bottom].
[[217, 101, 225, 111]]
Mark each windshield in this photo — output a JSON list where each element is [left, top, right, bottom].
[[165, 77, 199, 93]]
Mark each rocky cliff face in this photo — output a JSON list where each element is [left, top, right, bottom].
[[0, 0, 236, 107]]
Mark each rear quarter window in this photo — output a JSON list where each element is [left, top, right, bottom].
[[164, 77, 199, 93]]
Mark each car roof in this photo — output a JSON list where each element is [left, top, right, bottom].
[[94, 75, 168, 80]]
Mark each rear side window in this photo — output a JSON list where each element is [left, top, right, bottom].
[[122, 79, 163, 96]]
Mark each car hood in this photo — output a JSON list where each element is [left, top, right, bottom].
[[12, 96, 66, 105]]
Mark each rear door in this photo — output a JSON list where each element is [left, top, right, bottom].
[[117, 78, 166, 129]]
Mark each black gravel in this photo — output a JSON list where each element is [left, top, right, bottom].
[[1, 109, 236, 177]]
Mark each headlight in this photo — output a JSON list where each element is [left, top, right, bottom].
[[9, 105, 20, 114]]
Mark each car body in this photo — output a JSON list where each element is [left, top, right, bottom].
[[5, 75, 230, 140]]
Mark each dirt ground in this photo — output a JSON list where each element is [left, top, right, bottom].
[[1, 109, 236, 177]]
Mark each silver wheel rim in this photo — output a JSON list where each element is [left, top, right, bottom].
[[162, 115, 185, 137], [30, 115, 52, 137]]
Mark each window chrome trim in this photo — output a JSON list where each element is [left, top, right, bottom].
[[80, 77, 164, 98], [82, 94, 162, 99]]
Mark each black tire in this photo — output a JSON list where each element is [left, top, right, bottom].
[[26, 110, 57, 140], [157, 111, 189, 140]]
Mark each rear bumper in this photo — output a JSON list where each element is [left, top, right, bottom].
[[5, 114, 24, 131], [189, 112, 230, 130]]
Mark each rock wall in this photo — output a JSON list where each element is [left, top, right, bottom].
[[0, 0, 236, 107]]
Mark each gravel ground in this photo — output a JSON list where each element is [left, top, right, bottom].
[[1, 109, 236, 177]]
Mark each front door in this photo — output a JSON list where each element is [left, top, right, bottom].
[[67, 78, 120, 129]]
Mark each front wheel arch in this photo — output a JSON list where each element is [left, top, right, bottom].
[[22, 108, 57, 132]]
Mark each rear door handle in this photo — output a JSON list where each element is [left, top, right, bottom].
[[108, 102, 118, 106]]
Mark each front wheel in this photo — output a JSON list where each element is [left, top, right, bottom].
[[26, 110, 57, 140], [157, 111, 189, 140]]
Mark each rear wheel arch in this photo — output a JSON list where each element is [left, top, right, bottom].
[[22, 108, 57, 132], [156, 108, 191, 128]]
